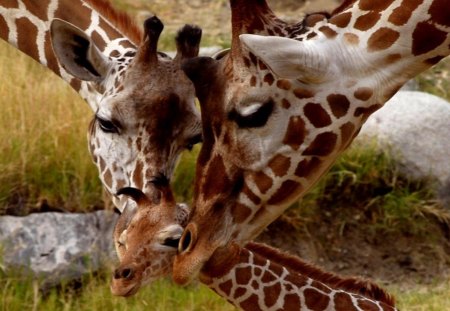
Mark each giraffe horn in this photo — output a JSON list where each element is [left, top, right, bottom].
[[116, 187, 151, 207], [175, 24, 202, 61], [136, 16, 164, 64], [239, 34, 332, 82]]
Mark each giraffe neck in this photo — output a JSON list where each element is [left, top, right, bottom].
[[0, 0, 140, 110], [231, 0, 450, 240], [200, 242, 397, 311]]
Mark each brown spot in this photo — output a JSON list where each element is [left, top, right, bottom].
[[295, 157, 322, 178], [329, 12, 352, 28], [261, 270, 277, 283], [359, 0, 396, 11], [0, 15, 8, 39], [354, 11, 381, 31], [384, 53, 402, 64], [132, 160, 144, 190], [354, 87, 373, 101], [284, 294, 302, 310], [243, 57, 251, 68], [263, 283, 282, 308], [232, 203, 253, 224], [250, 76, 257, 87], [2, 0, 19, 9], [305, 14, 327, 27], [283, 116, 307, 150], [116, 179, 127, 190], [354, 104, 382, 121], [267, 180, 301, 205], [282, 99, 291, 109], [344, 33, 359, 45], [235, 267, 252, 285], [24, 0, 50, 21], [264, 73, 275, 85], [304, 103, 332, 128], [254, 267, 263, 277], [241, 183, 262, 205], [357, 299, 379, 310], [319, 26, 337, 39], [234, 287, 247, 299], [276, 79, 292, 90], [249, 52, 258, 66], [425, 55, 445, 65], [218, 279, 233, 297], [383, 84, 403, 101], [103, 169, 113, 189], [293, 88, 315, 99], [334, 293, 359, 311], [99, 157, 106, 173], [268, 154, 291, 177], [412, 21, 447, 56], [304, 288, 330, 310], [307, 32, 318, 40], [388, 0, 424, 26], [201, 155, 231, 200], [327, 94, 351, 118], [16, 18, 39, 61], [429, 0, 450, 27], [240, 294, 260, 310], [340, 122, 356, 150], [252, 171, 273, 195], [258, 60, 268, 70], [303, 132, 338, 156], [367, 27, 400, 52]]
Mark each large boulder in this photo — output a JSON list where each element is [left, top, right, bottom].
[[0, 210, 118, 288], [357, 91, 450, 205]]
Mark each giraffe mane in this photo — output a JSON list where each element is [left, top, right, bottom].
[[84, 0, 142, 45], [245, 242, 396, 307]]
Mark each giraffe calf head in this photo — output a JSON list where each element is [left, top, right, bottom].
[[110, 184, 189, 297]]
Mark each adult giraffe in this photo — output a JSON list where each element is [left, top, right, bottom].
[[174, 0, 450, 284], [0, 0, 202, 212], [111, 187, 397, 311]]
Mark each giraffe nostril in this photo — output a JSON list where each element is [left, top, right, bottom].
[[179, 229, 192, 253], [114, 267, 134, 280]]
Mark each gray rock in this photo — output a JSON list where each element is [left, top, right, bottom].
[[0, 210, 118, 287], [357, 91, 450, 203]]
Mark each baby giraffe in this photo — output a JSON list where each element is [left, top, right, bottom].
[[111, 186, 397, 311]]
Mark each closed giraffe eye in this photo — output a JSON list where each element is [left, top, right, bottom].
[[228, 99, 274, 128], [186, 134, 203, 151], [96, 115, 120, 134]]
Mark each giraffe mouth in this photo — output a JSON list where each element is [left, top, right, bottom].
[[110, 281, 141, 297]]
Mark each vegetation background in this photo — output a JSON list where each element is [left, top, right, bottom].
[[0, 0, 450, 310]]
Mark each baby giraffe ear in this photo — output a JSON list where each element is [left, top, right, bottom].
[[239, 34, 331, 83], [50, 18, 112, 82]]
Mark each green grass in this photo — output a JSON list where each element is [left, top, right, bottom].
[[0, 269, 449, 311]]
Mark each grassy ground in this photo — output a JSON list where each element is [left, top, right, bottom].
[[1, 271, 450, 311]]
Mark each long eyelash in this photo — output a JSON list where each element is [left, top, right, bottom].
[[228, 99, 274, 128]]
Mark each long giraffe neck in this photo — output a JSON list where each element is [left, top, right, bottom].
[[234, 0, 450, 239], [200, 242, 397, 311], [0, 0, 140, 110]]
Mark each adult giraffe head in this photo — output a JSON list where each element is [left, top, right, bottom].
[[0, 0, 202, 213], [173, 0, 450, 284], [51, 15, 202, 211]]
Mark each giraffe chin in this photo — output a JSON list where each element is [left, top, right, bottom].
[[110, 281, 141, 297]]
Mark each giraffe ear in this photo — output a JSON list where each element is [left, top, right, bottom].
[[239, 34, 331, 83], [50, 18, 112, 82]]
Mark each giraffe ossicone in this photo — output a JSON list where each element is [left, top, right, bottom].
[[0, 0, 202, 213], [111, 187, 397, 311], [173, 0, 450, 285]]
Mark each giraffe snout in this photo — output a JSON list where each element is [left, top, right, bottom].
[[114, 267, 135, 280]]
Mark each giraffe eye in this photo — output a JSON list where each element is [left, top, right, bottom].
[[228, 99, 274, 128], [96, 116, 119, 134], [186, 134, 203, 151]]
